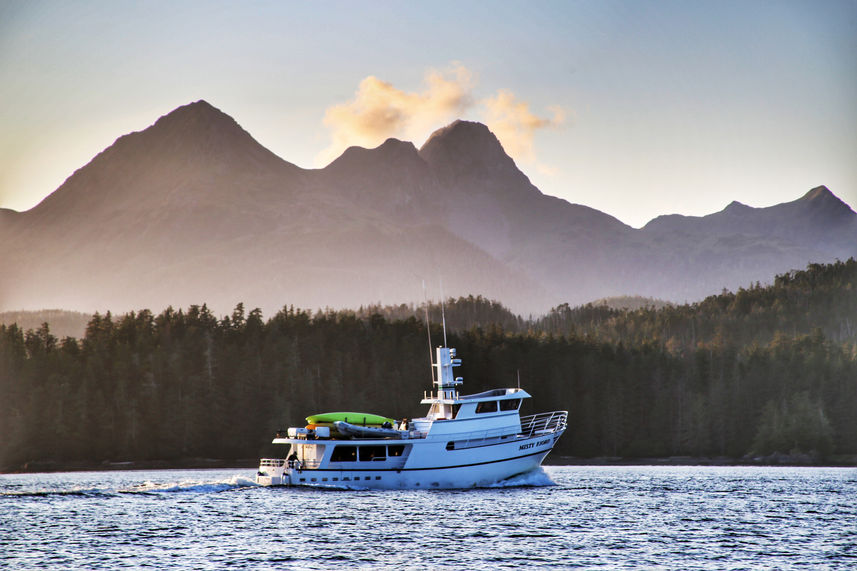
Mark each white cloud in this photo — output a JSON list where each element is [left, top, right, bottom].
[[318, 64, 474, 164], [318, 64, 565, 174], [481, 90, 565, 168]]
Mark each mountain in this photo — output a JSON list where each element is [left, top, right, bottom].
[[418, 120, 641, 299], [1, 101, 855, 315], [0, 101, 544, 314], [643, 186, 855, 258], [638, 186, 857, 299]]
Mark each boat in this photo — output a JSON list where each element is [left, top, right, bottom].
[[255, 345, 567, 489]]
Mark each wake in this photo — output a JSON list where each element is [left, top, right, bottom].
[[120, 474, 258, 494], [488, 467, 557, 488], [1, 474, 259, 498]]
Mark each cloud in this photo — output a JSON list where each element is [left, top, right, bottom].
[[481, 90, 565, 166], [318, 64, 474, 164], [318, 64, 566, 174]]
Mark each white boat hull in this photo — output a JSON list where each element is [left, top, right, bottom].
[[257, 430, 563, 489]]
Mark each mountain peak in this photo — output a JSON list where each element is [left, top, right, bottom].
[[420, 120, 508, 162], [801, 185, 834, 202], [425, 119, 492, 139], [164, 98, 219, 116], [109, 99, 298, 174], [719, 200, 756, 219], [24, 100, 299, 222], [794, 185, 854, 217], [145, 100, 242, 141], [369, 137, 419, 158], [419, 120, 525, 188], [325, 138, 421, 172]]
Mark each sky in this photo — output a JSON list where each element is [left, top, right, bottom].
[[1, 0, 855, 228]]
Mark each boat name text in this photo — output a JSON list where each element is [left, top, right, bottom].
[[519, 438, 551, 450]]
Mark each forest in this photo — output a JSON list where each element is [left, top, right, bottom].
[[1, 259, 855, 471]]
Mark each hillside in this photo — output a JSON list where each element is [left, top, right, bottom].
[[1, 100, 854, 315], [0, 102, 543, 314]]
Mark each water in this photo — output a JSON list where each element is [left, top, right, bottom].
[[2, 466, 855, 569]]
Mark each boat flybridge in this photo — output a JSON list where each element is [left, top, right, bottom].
[[256, 345, 567, 489]]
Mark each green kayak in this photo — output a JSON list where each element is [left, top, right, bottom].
[[306, 412, 397, 426]]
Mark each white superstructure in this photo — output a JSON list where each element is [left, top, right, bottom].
[[256, 346, 567, 489]]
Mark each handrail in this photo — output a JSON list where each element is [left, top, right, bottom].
[[452, 426, 518, 444], [258, 458, 322, 470], [519, 411, 568, 438], [449, 411, 567, 447]]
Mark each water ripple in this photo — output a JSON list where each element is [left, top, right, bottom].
[[2, 466, 856, 569]]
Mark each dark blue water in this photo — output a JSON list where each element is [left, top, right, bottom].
[[2, 466, 855, 569]]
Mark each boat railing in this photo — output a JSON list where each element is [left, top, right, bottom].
[[519, 411, 568, 437], [442, 412, 567, 447], [259, 458, 322, 470], [453, 426, 521, 445], [293, 459, 322, 469]]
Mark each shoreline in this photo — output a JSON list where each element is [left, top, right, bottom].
[[544, 455, 857, 468], [4, 454, 856, 475]]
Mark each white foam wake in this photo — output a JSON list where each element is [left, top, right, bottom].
[[121, 474, 258, 494], [488, 467, 557, 488]]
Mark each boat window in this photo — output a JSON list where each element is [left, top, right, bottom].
[[387, 445, 405, 457], [331, 445, 357, 462], [452, 404, 461, 418], [499, 399, 521, 411], [476, 401, 498, 414], [359, 445, 386, 461]]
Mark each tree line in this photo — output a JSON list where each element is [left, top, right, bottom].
[[1, 259, 855, 470]]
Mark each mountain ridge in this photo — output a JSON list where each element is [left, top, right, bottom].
[[1, 101, 854, 314]]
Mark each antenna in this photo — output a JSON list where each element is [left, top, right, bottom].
[[517, 369, 521, 389], [440, 278, 448, 347], [423, 280, 436, 384]]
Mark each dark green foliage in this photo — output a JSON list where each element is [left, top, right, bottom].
[[534, 258, 857, 348], [1, 260, 856, 469]]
